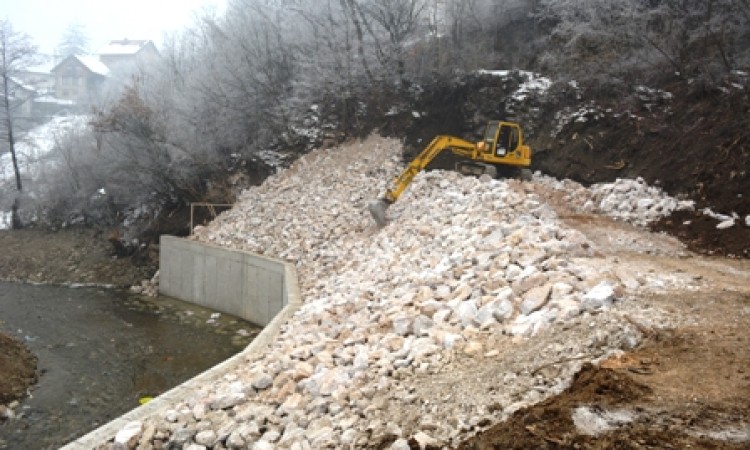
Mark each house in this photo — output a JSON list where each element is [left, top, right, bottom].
[[15, 57, 56, 94], [13, 57, 75, 119], [48, 39, 159, 107], [98, 39, 159, 74], [7, 77, 35, 118], [50, 55, 110, 105], [7, 73, 73, 122]]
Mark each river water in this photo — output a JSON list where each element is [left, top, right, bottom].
[[0, 282, 259, 449]]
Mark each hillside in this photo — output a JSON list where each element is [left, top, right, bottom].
[[100, 134, 749, 449], [385, 70, 750, 259], [1, 2, 748, 446]]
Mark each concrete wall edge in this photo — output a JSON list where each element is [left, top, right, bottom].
[[60, 239, 302, 449]]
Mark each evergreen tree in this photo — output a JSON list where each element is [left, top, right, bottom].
[[57, 22, 89, 57]]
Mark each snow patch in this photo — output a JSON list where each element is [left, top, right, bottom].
[[256, 150, 287, 168], [1, 115, 90, 184], [0, 211, 10, 230], [572, 406, 636, 436], [477, 69, 552, 102]]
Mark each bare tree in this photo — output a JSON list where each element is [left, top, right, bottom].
[[356, 0, 428, 85], [536, 0, 750, 83], [0, 20, 38, 228]]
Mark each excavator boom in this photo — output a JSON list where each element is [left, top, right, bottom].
[[368, 135, 475, 226], [369, 121, 531, 226], [383, 136, 476, 204]]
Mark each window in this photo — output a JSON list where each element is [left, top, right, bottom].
[[508, 127, 519, 151], [484, 123, 499, 145]]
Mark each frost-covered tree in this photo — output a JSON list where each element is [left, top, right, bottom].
[[0, 20, 38, 228], [356, 0, 428, 85], [57, 22, 89, 57], [634, 0, 750, 77], [536, 0, 750, 84], [435, 0, 540, 70]]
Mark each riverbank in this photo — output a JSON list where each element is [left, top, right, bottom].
[[0, 334, 37, 417], [0, 227, 157, 287], [0, 227, 158, 421], [0, 281, 260, 449]]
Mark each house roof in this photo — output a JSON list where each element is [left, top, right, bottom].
[[50, 55, 110, 77], [24, 54, 57, 74], [9, 77, 35, 93], [76, 56, 110, 76], [98, 39, 155, 56]]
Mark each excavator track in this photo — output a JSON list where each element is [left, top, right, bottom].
[[455, 161, 497, 178]]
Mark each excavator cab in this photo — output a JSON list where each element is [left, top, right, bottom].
[[482, 121, 519, 157]]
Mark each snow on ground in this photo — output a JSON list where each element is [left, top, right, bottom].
[[0, 115, 88, 230], [0, 115, 88, 183], [110, 135, 702, 449], [478, 69, 552, 102]]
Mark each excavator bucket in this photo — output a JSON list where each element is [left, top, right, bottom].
[[368, 200, 390, 227]]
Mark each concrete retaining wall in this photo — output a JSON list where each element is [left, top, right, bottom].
[[61, 236, 302, 449], [159, 235, 290, 326]]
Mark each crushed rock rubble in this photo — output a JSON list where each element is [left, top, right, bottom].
[[130, 271, 160, 297], [538, 175, 695, 227], [105, 135, 694, 449]]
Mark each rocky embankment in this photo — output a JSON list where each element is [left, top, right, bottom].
[[104, 135, 699, 449]]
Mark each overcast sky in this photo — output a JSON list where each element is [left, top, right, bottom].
[[3, 0, 226, 59]]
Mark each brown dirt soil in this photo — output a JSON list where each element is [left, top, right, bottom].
[[651, 209, 750, 259], [0, 334, 37, 406], [455, 196, 750, 449], [457, 290, 750, 449], [0, 226, 157, 286], [532, 79, 750, 260]]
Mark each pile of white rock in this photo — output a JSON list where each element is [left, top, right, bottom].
[[538, 175, 694, 226], [113, 135, 688, 449], [702, 207, 749, 230], [130, 271, 159, 297]]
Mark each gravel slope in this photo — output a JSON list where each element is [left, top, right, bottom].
[[100, 135, 740, 449]]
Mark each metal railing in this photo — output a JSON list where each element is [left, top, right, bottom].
[[189, 202, 233, 234]]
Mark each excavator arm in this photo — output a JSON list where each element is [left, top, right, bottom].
[[383, 135, 476, 203], [367, 120, 531, 226], [368, 135, 476, 226]]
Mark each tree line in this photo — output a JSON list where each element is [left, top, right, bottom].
[[1, 0, 748, 238]]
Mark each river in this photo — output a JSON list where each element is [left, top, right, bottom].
[[0, 282, 259, 449]]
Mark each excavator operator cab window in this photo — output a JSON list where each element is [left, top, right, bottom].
[[484, 123, 499, 154], [497, 124, 519, 157]]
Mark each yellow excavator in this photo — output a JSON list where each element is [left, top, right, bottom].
[[368, 120, 532, 226]]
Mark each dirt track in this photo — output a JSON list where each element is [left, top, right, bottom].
[[456, 187, 750, 449]]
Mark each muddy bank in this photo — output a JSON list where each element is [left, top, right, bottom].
[[0, 334, 36, 407], [0, 227, 157, 287]]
